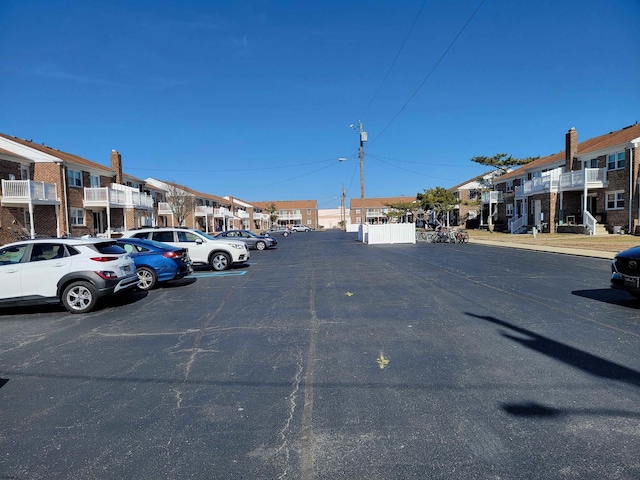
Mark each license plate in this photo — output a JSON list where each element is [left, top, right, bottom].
[[624, 276, 639, 288]]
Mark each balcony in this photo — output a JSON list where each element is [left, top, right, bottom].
[[235, 210, 250, 219], [514, 185, 524, 200], [84, 185, 154, 210], [195, 205, 214, 216], [559, 167, 607, 191], [277, 212, 303, 220], [1, 179, 59, 206], [158, 202, 172, 215], [481, 191, 503, 204], [214, 207, 233, 218]]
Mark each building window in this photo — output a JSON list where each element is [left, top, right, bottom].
[[307, 209, 311, 214], [608, 152, 625, 170], [68, 169, 82, 187], [90, 175, 100, 188], [355, 208, 361, 214], [468, 210, 477, 220], [506, 180, 513, 193], [606, 191, 625, 210], [71, 208, 85, 226], [506, 204, 514, 216]]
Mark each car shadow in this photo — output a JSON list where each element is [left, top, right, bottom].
[[501, 401, 640, 420], [571, 289, 640, 308], [100, 290, 148, 309], [0, 303, 67, 317], [162, 277, 198, 289]]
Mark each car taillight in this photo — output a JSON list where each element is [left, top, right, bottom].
[[95, 270, 118, 279], [162, 252, 178, 258], [90, 256, 119, 262]]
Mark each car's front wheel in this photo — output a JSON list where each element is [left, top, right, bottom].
[[283, 231, 289, 237], [255, 241, 266, 251], [62, 281, 98, 314], [210, 252, 231, 271], [136, 266, 157, 290]]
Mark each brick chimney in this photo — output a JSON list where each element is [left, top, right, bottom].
[[565, 127, 578, 171], [110, 149, 123, 185]]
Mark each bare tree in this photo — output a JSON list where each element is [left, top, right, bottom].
[[165, 182, 196, 227]]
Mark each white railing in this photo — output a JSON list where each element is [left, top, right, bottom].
[[84, 186, 154, 208], [509, 215, 526, 234], [559, 167, 606, 190], [481, 191, 503, 204], [214, 207, 233, 218], [277, 212, 303, 220], [514, 185, 524, 200], [235, 210, 249, 219], [158, 202, 172, 215], [584, 210, 596, 235], [195, 205, 214, 216], [1, 179, 58, 202]]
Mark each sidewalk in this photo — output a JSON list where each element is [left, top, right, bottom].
[[469, 238, 616, 259]]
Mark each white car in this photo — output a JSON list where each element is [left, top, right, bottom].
[[0, 238, 139, 314], [122, 227, 250, 271], [291, 225, 312, 232]]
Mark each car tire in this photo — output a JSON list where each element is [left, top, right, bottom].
[[136, 266, 157, 291], [61, 281, 98, 314], [283, 231, 289, 237], [210, 252, 231, 271], [256, 241, 266, 251]]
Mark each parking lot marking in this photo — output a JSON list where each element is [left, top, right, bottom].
[[377, 352, 390, 369], [188, 271, 248, 278]]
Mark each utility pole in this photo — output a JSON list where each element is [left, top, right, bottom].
[[358, 121, 367, 225], [341, 184, 346, 229]]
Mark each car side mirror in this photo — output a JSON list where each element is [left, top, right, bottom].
[[196, 239, 203, 244]]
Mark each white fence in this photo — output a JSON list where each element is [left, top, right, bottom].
[[358, 223, 416, 244]]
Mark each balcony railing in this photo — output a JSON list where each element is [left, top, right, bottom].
[[195, 205, 214, 216], [1, 179, 58, 204], [277, 212, 303, 220], [514, 185, 524, 200], [481, 191, 504, 204], [158, 202, 173, 215], [214, 207, 233, 218], [235, 210, 249, 219], [559, 167, 607, 190], [84, 186, 154, 209]]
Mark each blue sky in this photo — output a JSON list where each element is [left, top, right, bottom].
[[1, 1, 638, 209]]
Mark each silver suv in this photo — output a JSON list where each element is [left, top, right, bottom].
[[122, 228, 249, 271]]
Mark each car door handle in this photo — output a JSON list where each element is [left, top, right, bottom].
[[3, 269, 19, 274]]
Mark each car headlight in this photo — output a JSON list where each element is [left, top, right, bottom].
[[231, 244, 243, 249]]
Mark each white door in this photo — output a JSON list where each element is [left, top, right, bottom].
[[0, 244, 28, 300], [20, 243, 72, 299]]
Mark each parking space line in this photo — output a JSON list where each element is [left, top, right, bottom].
[[188, 271, 248, 278]]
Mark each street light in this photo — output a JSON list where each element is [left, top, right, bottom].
[[350, 121, 367, 225]]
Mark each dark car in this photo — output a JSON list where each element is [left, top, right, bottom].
[[213, 230, 277, 250], [611, 245, 640, 298], [116, 238, 193, 291]]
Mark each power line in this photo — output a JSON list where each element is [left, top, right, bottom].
[[368, 0, 487, 147], [362, 0, 428, 118]]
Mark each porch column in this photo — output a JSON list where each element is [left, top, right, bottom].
[[582, 168, 588, 225], [28, 203, 35, 239], [106, 207, 112, 237], [55, 204, 61, 238]]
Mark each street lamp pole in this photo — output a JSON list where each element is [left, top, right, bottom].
[[356, 121, 367, 225]]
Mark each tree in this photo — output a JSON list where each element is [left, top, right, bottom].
[[470, 153, 538, 175], [268, 202, 278, 227], [416, 187, 459, 226], [383, 200, 418, 223], [165, 182, 196, 227], [470, 153, 538, 229]]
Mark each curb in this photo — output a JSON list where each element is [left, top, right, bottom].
[[469, 239, 616, 260]]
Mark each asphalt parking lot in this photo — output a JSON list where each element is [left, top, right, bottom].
[[2, 230, 640, 479]]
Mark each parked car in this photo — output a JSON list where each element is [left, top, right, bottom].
[[116, 238, 193, 290], [611, 246, 640, 298], [0, 238, 139, 313], [291, 225, 312, 232], [261, 227, 292, 237], [213, 230, 277, 250], [121, 227, 249, 271]]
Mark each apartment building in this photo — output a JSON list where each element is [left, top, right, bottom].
[[448, 170, 504, 229], [348, 196, 417, 225], [250, 200, 319, 229], [0, 134, 154, 245], [489, 124, 640, 234]]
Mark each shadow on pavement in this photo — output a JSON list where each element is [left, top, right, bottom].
[[571, 288, 640, 309], [467, 312, 640, 388]]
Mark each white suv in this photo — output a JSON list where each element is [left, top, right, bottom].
[[291, 225, 312, 232], [0, 238, 139, 314], [122, 228, 250, 271]]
